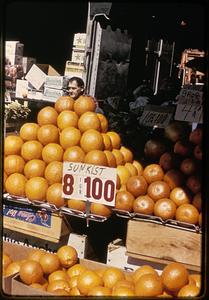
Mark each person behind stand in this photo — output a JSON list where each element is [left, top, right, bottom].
[[67, 76, 103, 113]]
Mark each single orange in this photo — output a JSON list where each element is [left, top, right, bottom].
[[21, 140, 43, 161], [88, 285, 111, 296], [90, 203, 112, 217], [54, 95, 74, 113], [143, 164, 164, 184], [132, 160, 144, 175], [5, 173, 27, 197], [133, 195, 155, 215], [126, 175, 148, 197], [192, 192, 202, 212], [115, 190, 135, 212], [56, 245, 78, 268], [24, 159, 46, 179], [74, 95, 96, 116], [39, 252, 61, 275], [19, 123, 40, 141], [77, 269, 103, 295], [37, 124, 59, 145], [135, 273, 163, 297], [78, 111, 101, 132], [67, 199, 86, 212], [112, 286, 135, 296], [106, 131, 121, 149], [63, 146, 85, 163], [163, 169, 184, 189], [133, 265, 159, 283], [154, 198, 177, 220], [84, 149, 108, 166], [46, 280, 70, 293], [120, 146, 133, 163], [59, 126, 81, 149], [37, 106, 58, 126], [25, 176, 48, 201], [147, 181, 171, 201], [101, 133, 112, 150], [4, 154, 25, 175], [104, 150, 117, 167], [177, 284, 200, 297], [169, 187, 191, 206], [116, 165, 131, 185], [80, 129, 104, 152], [112, 149, 125, 165], [4, 135, 24, 156], [57, 110, 79, 130], [97, 113, 108, 133], [46, 183, 65, 208], [102, 267, 125, 289], [48, 270, 69, 284], [44, 161, 63, 185], [66, 264, 87, 278], [19, 260, 44, 285], [175, 203, 199, 224], [125, 162, 138, 176], [42, 143, 64, 163]]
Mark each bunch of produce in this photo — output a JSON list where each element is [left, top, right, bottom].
[[3, 244, 201, 297]]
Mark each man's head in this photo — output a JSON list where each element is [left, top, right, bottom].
[[67, 77, 84, 100]]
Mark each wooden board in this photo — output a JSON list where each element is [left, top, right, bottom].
[[126, 220, 201, 271]]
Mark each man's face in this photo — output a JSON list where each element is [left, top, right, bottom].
[[68, 80, 83, 100]]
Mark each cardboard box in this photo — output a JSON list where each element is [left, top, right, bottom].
[[45, 75, 69, 90], [64, 61, 85, 79], [5, 41, 24, 56], [73, 33, 86, 49], [6, 54, 23, 66], [126, 220, 202, 272], [71, 48, 85, 64], [25, 64, 60, 90]]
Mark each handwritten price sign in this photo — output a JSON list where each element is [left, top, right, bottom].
[[139, 105, 175, 128], [62, 162, 117, 207]]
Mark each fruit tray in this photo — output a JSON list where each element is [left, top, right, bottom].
[[3, 193, 109, 223], [112, 208, 202, 233]]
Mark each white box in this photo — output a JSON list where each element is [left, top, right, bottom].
[[73, 33, 86, 49], [64, 61, 85, 79], [45, 75, 69, 90], [43, 86, 65, 99], [15, 79, 28, 98], [71, 48, 85, 64], [6, 55, 23, 66], [6, 41, 24, 56], [25, 64, 60, 90], [22, 57, 36, 74]]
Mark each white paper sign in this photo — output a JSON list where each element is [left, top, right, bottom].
[[25, 64, 46, 90], [62, 162, 117, 207], [139, 105, 175, 128]]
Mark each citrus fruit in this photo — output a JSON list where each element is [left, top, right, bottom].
[[4, 135, 24, 156], [19, 260, 44, 285], [25, 176, 48, 201], [63, 146, 85, 163], [66, 264, 87, 278], [192, 192, 202, 212], [177, 284, 200, 297], [3, 253, 13, 270], [102, 267, 125, 289], [106, 131, 121, 149], [47, 280, 70, 293], [169, 187, 191, 206], [39, 252, 60, 275], [44, 161, 63, 184], [180, 158, 197, 176], [84, 149, 108, 166], [68, 275, 79, 289], [163, 169, 184, 189], [135, 273, 163, 296], [112, 149, 125, 165], [101, 133, 112, 150], [88, 286, 111, 296], [5, 173, 27, 197], [59, 126, 81, 149], [120, 146, 133, 163], [54, 95, 74, 113], [147, 181, 171, 201], [159, 152, 179, 171], [78, 111, 101, 132], [133, 265, 159, 283], [116, 165, 131, 185], [48, 270, 69, 284], [189, 274, 201, 288], [57, 110, 79, 130], [27, 249, 45, 263], [74, 95, 96, 116], [37, 106, 58, 126], [90, 203, 112, 217], [143, 164, 164, 184], [126, 175, 148, 197], [46, 183, 65, 208], [21, 140, 43, 161], [4, 154, 25, 175], [199, 212, 202, 226], [19, 123, 40, 141], [186, 175, 201, 194], [115, 190, 135, 212], [37, 124, 59, 145], [154, 198, 177, 220], [132, 160, 144, 175], [133, 195, 155, 215], [67, 199, 86, 212], [125, 162, 138, 176], [24, 159, 46, 179], [112, 279, 135, 290], [97, 113, 108, 133], [112, 286, 135, 296], [56, 245, 78, 268], [77, 269, 103, 295], [69, 287, 81, 295], [175, 203, 199, 224], [104, 150, 117, 167], [80, 129, 104, 152], [42, 143, 64, 163], [5, 261, 22, 277]]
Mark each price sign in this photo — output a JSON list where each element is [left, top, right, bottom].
[[139, 105, 175, 128], [62, 162, 117, 207]]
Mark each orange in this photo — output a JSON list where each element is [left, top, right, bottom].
[[46, 183, 65, 208], [39, 252, 60, 275], [78, 111, 101, 132], [44, 161, 63, 185], [84, 150, 108, 166], [101, 133, 112, 150], [47, 280, 70, 293], [133, 195, 155, 215], [116, 165, 131, 185], [19, 123, 40, 141], [132, 160, 144, 175], [169, 187, 191, 206], [133, 265, 159, 283], [74, 95, 96, 116], [37, 124, 59, 145], [42, 143, 64, 163], [161, 262, 189, 293], [154, 198, 177, 220], [51, 288, 70, 295], [112, 286, 135, 296], [3, 171, 8, 191], [59, 127, 81, 149], [37, 106, 58, 126], [54, 95, 74, 113], [68, 275, 79, 289], [199, 212, 202, 226], [106, 131, 121, 149], [143, 164, 164, 184], [95, 268, 107, 278], [164, 169, 184, 190], [177, 284, 200, 297], [25, 177, 48, 201], [77, 269, 103, 295], [120, 146, 133, 163], [126, 175, 148, 197], [67, 199, 86, 212], [80, 129, 104, 152], [27, 249, 45, 263], [30, 283, 47, 291], [115, 190, 135, 212], [112, 149, 124, 165], [112, 279, 135, 290], [90, 203, 112, 217], [57, 110, 79, 130], [147, 181, 171, 201], [104, 150, 117, 167], [63, 146, 85, 163], [5, 173, 27, 197], [88, 286, 111, 296], [186, 175, 201, 194], [125, 162, 138, 176], [4, 135, 24, 156], [4, 154, 25, 175], [5, 261, 23, 277], [2, 253, 13, 270], [57, 245, 78, 268], [97, 113, 108, 133], [66, 264, 87, 278], [135, 273, 163, 297], [192, 192, 202, 212], [102, 267, 125, 289], [69, 286, 81, 295], [48, 270, 69, 284], [19, 260, 44, 285], [175, 203, 199, 224], [24, 159, 46, 179], [188, 274, 201, 289], [21, 140, 43, 161]]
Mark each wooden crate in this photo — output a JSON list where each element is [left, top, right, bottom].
[[126, 220, 201, 272]]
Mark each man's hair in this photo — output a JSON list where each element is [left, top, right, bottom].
[[68, 76, 84, 88]]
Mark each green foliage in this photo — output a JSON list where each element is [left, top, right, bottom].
[[5, 101, 31, 121]]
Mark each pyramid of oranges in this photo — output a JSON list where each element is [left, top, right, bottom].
[[4, 95, 144, 217]]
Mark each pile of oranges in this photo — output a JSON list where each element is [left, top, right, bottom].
[[4, 95, 144, 217], [3, 244, 201, 297]]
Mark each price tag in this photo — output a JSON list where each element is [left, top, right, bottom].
[[139, 105, 175, 128], [62, 162, 117, 207]]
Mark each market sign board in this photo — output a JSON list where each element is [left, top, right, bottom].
[[139, 105, 175, 128], [174, 85, 203, 123], [62, 162, 117, 207]]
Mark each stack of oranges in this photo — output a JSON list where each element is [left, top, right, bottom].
[[3, 244, 201, 297], [4, 95, 144, 217]]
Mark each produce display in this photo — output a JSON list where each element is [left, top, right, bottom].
[[3, 243, 201, 297]]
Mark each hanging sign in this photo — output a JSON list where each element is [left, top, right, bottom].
[[62, 162, 117, 207], [139, 105, 175, 128], [174, 85, 203, 123]]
